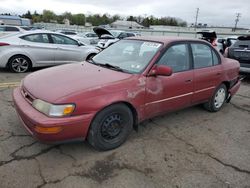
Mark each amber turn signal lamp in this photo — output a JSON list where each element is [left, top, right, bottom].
[[63, 105, 75, 115], [34, 126, 62, 134]]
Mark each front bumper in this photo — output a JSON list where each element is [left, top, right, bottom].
[[13, 87, 94, 143]]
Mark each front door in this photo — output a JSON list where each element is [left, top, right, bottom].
[[50, 34, 83, 64], [145, 43, 194, 118]]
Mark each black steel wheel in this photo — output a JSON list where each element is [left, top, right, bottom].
[[87, 104, 133, 151]]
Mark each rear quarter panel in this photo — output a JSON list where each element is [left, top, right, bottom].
[[221, 57, 240, 82]]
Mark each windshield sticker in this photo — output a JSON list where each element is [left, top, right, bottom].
[[142, 42, 161, 48]]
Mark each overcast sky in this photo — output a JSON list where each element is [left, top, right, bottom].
[[0, 0, 249, 27]]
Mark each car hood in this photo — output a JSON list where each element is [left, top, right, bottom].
[[23, 62, 133, 103], [93, 27, 113, 38]]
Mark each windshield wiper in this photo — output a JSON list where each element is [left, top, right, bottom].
[[87, 60, 125, 72], [102, 63, 124, 72]]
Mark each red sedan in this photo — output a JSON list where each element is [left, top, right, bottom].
[[13, 37, 241, 150]]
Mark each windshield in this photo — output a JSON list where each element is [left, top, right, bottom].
[[110, 30, 121, 38], [92, 40, 162, 73]]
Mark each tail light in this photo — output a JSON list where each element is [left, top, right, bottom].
[[0, 42, 10, 46]]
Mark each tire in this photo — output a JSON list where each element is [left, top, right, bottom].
[[8, 55, 31, 73], [204, 84, 227, 112], [87, 104, 133, 151]]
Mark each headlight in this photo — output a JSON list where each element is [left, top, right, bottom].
[[32, 99, 75, 117]]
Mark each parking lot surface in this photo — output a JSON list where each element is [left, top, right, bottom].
[[0, 68, 250, 188]]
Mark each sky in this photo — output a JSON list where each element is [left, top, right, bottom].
[[0, 0, 249, 28]]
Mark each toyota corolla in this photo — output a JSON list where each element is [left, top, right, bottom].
[[13, 37, 241, 150]]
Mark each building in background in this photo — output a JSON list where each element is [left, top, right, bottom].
[[0, 15, 31, 26], [110, 20, 144, 29]]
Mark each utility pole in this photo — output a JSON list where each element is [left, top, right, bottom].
[[233, 13, 241, 32], [194, 8, 199, 37]]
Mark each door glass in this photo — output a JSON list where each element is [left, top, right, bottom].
[[191, 43, 213, 68], [21, 34, 50, 43], [5, 27, 19, 31], [51, 34, 78, 45], [212, 50, 219, 65], [158, 44, 190, 73]]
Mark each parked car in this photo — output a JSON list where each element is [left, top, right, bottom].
[[0, 31, 100, 73], [13, 37, 241, 150], [0, 25, 26, 37], [57, 30, 99, 45], [226, 35, 250, 73], [215, 36, 238, 54], [94, 26, 136, 49], [76, 32, 99, 45]]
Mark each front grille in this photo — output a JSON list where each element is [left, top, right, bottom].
[[21, 87, 35, 104]]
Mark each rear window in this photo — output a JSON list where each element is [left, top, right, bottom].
[[232, 40, 250, 48]]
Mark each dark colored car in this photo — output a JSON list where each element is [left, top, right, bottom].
[[226, 35, 250, 73], [13, 37, 241, 151]]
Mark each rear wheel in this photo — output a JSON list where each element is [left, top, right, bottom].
[[8, 55, 31, 73], [87, 104, 133, 151], [204, 84, 227, 112]]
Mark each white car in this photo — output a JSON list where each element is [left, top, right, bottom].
[[93, 27, 137, 49], [0, 31, 100, 73], [56, 30, 99, 45], [0, 25, 26, 37]]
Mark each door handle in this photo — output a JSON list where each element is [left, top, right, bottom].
[[185, 79, 192, 83], [216, 72, 221, 76]]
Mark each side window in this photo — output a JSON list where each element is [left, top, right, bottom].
[[191, 43, 213, 68], [0, 27, 6, 31], [51, 34, 78, 45], [21, 34, 50, 43], [212, 50, 219, 65], [158, 44, 190, 73], [6, 27, 19, 31], [127, 33, 135, 37], [119, 33, 128, 39]]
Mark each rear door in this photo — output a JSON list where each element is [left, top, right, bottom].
[[145, 43, 194, 118], [50, 34, 84, 64], [20, 33, 56, 66], [190, 42, 222, 104]]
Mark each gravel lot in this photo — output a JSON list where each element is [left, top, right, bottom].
[[0, 68, 250, 188]]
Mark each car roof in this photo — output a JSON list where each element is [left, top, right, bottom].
[[18, 30, 69, 35], [127, 36, 207, 45]]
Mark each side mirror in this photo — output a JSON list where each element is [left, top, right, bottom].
[[148, 65, 173, 77]]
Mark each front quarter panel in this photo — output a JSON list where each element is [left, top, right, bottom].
[[55, 75, 146, 122]]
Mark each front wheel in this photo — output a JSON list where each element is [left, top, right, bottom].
[[87, 104, 133, 151], [8, 55, 31, 73], [204, 84, 227, 112]]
